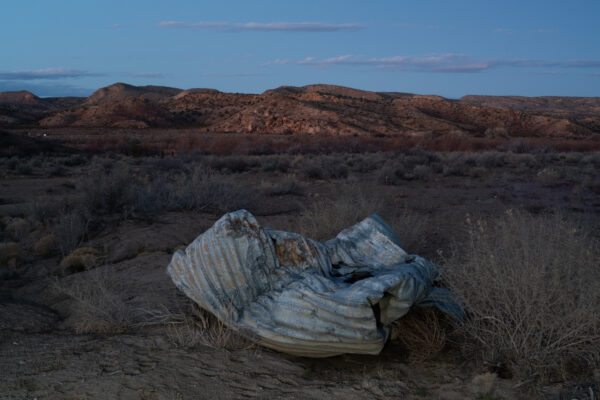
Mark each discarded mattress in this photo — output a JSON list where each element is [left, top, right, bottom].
[[167, 210, 460, 357]]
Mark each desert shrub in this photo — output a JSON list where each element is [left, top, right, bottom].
[[412, 165, 432, 180], [300, 162, 326, 180], [59, 247, 102, 275], [581, 152, 600, 166], [476, 152, 506, 168], [379, 150, 440, 184], [54, 210, 90, 257], [536, 167, 563, 186], [260, 155, 291, 173], [166, 301, 253, 350], [497, 140, 533, 154], [387, 207, 430, 254], [52, 269, 133, 334], [300, 156, 349, 180], [562, 152, 584, 164], [401, 147, 440, 165], [47, 162, 66, 177], [29, 199, 60, 225], [377, 160, 412, 184], [262, 178, 305, 197], [207, 156, 259, 174], [468, 166, 487, 178], [445, 210, 600, 380], [442, 162, 469, 177], [62, 154, 88, 167], [79, 163, 133, 215], [505, 152, 537, 168], [4, 218, 30, 241], [34, 234, 58, 258], [174, 168, 260, 213], [15, 161, 33, 175], [143, 157, 187, 173], [298, 185, 385, 241], [123, 166, 261, 217], [347, 153, 386, 173], [0, 242, 21, 267], [5, 156, 19, 170], [390, 307, 450, 362]]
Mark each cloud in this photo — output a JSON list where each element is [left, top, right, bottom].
[[199, 72, 265, 78], [0, 68, 102, 80], [234, 22, 363, 32], [260, 59, 290, 67], [494, 27, 515, 35], [291, 54, 600, 73], [128, 72, 166, 78], [394, 23, 439, 30], [157, 21, 364, 32], [533, 70, 567, 76], [156, 21, 228, 29]]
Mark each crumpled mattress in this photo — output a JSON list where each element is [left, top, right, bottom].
[[167, 209, 460, 357]]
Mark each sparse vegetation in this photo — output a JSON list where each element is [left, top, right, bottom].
[[390, 307, 449, 362], [445, 210, 600, 381], [1, 138, 599, 398], [166, 302, 253, 351], [59, 247, 102, 275], [52, 269, 134, 334]]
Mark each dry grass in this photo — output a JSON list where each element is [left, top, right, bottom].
[[52, 269, 134, 334], [390, 307, 449, 362], [54, 210, 90, 257], [166, 302, 254, 351], [0, 242, 22, 267], [298, 185, 385, 241], [445, 210, 600, 380]]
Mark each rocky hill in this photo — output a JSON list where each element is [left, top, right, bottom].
[[1, 83, 599, 138], [460, 95, 600, 133]]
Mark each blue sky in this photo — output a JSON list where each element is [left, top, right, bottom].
[[1, 0, 599, 97]]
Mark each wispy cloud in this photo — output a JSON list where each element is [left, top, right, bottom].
[[157, 21, 364, 32], [128, 72, 166, 78], [0, 68, 103, 80], [289, 54, 600, 73], [394, 23, 439, 30], [494, 27, 515, 35], [199, 72, 265, 78], [533, 70, 566, 76], [234, 22, 363, 32], [156, 21, 228, 29], [260, 59, 290, 67]]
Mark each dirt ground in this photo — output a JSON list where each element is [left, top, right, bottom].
[[1, 148, 599, 399]]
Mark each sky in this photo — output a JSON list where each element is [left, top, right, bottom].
[[1, 0, 599, 98]]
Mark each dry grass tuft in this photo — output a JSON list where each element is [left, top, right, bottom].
[[390, 307, 449, 362], [166, 302, 254, 351], [53, 269, 134, 334], [34, 234, 58, 258], [0, 242, 22, 268], [59, 247, 102, 275], [298, 185, 385, 241], [445, 210, 600, 380], [4, 218, 30, 241]]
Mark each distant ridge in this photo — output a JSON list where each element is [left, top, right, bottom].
[[0, 83, 598, 138], [0, 90, 41, 104]]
